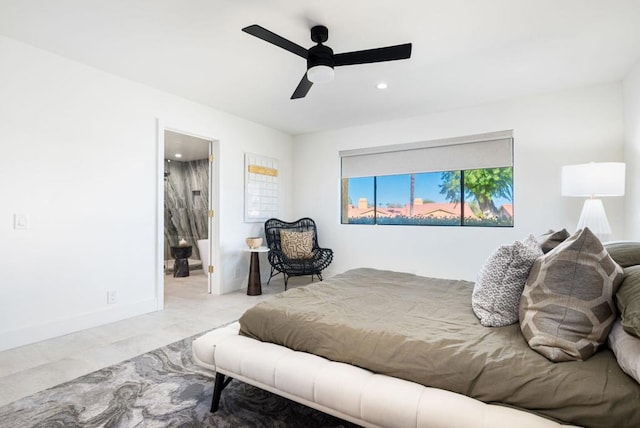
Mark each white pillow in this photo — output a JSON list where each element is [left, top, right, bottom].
[[472, 235, 542, 327], [608, 319, 640, 384]]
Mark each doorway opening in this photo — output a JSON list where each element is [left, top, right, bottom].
[[157, 124, 220, 310]]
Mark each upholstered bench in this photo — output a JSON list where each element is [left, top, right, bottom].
[[192, 322, 575, 428]]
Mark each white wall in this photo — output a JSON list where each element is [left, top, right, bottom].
[[293, 83, 626, 282], [0, 35, 293, 351], [623, 60, 640, 240]]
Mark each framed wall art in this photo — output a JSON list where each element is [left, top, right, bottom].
[[244, 153, 279, 222]]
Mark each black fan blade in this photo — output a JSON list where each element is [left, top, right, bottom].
[[291, 74, 313, 99], [242, 25, 308, 59], [334, 43, 412, 66]]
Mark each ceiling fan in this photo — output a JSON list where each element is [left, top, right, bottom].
[[242, 24, 412, 99]]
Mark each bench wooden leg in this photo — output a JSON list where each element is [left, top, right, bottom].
[[210, 372, 231, 412]]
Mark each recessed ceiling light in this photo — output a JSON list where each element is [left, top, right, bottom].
[[376, 82, 388, 90], [175, 153, 182, 158]]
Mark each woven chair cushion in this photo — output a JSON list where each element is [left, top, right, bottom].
[[280, 230, 314, 259]]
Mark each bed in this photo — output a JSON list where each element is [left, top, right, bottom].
[[193, 265, 640, 427]]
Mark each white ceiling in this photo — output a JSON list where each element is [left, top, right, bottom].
[[1, 0, 639, 135], [164, 130, 210, 162]]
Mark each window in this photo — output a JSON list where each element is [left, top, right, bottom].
[[375, 172, 461, 225], [342, 176, 375, 224], [340, 131, 514, 227]]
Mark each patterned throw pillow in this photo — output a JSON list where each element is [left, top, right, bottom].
[[280, 230, 314, 259], [472, 235, 542, 327], [519, 228, 624, 362]]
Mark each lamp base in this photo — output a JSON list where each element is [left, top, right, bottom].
[[577, 199, 611, 242]]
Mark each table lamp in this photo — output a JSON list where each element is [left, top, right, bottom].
[[561, 162, 625, 241]]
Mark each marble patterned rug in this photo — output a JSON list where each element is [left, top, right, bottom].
[[0, 330, 359, 427]]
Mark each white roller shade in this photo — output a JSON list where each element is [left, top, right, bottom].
[[340, 130, 513, 178]]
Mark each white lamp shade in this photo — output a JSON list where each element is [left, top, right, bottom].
[[307, 65, 334, 84], [561, 162, 625, 197]]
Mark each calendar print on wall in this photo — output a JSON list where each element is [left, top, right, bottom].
[[245, 153, 279, 222]]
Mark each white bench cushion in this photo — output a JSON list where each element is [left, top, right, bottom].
[[193, 322, 576, 428]]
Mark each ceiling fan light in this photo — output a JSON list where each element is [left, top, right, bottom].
[[307, 65, 334, 84]]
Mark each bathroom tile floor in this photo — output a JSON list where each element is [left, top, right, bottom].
[[0, 272, 308, 407]]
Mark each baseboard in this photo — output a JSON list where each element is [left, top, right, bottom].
[[0, 298, 159, 352], [223, 276, 246, 294]]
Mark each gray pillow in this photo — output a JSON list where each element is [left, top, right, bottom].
[[539, 229, 570, 254], [604, 241, 640, 268], [608, 319, 640, 384], [472, 235, 542, 327], [519, 227, 624, 362], [616, 265, 640, 338]]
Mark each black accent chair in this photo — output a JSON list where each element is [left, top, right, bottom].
[[264, 217, 333, 290]]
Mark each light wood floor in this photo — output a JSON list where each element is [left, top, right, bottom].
[[0, 272, 308, 407]]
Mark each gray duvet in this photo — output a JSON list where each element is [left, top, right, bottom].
[[239, 268, 640, 427]]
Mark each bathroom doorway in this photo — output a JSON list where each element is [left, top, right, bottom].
[[159, 126, 219, 302]]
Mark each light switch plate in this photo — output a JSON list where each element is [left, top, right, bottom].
[[14, 213, 28, 230], [107, 290, 118, 304]]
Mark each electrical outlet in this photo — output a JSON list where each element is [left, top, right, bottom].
[[107, 290, 118, 304], [13, 213, 28, 230]]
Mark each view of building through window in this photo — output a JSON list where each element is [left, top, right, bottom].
[[342, 167, 513, 226]]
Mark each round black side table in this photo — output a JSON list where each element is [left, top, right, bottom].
[[171, 245, 192, 277]]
